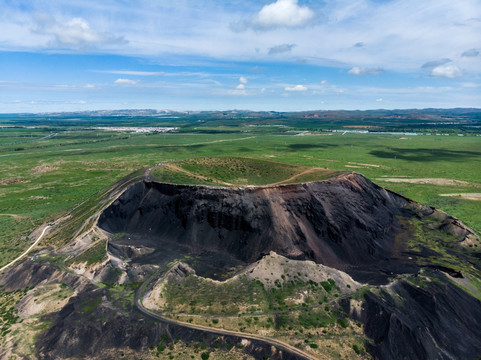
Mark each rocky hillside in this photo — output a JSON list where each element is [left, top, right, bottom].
[[99, 172, 466, 283], [0, 171, 480, 360]]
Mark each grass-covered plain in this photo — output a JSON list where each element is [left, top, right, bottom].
[[0, 122, 480, 268]]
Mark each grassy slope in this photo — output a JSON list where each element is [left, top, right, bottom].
[[159, 274, 368, 359], [0, 125, 480, 267], [151, 156, 340, 187]]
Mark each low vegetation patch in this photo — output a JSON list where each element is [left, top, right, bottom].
[[0, 287, 27, 339], [152, 156, 338, 187], [160, 274, 342, 316], [68, 238, 107, 266]]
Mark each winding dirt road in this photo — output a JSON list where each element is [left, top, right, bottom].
[[0, 225, 50, 273], [134, 271, 317, 360]]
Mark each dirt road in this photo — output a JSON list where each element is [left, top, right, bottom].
[[134, 271, 316, 360], [0, 225, 50, 273]]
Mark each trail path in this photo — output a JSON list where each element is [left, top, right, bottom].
[[148, 163, 327, 188], [0, 213, 24, 220], [1, 132, 58, 146], [0, 225, 50, 273], [135, 272, 317, 360], [164, 164, 234, 187], [269, 168, 319, 186]]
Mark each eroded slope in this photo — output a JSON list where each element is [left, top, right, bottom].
[[99, 172, 434, 283]]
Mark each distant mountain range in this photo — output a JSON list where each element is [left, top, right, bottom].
[[4, 108, 481, 118]]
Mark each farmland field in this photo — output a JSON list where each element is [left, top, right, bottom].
[[0, 118, 480, 268]]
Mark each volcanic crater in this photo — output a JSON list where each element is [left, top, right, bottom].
[[99, 171, 455, 284]]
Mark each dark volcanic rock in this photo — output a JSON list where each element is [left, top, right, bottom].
[[98, 173, 420, 282], [0, 256, 83, 292], [363, 272, 481, 360]]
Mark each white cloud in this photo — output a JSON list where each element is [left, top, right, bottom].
[[239, 77, 248, 84], [348, 67, 384, 76], [285, 84, 308, 92], [431, 63, 463, 78], [320, 80, 328, 85], [0, 1, 479, 79], [252, 0, 314, 29], [230, 83, 248, 96], [268, 43, 296, 55], [114, 78, 138, 85], [33, 14, 126, 49], [376, 98, 383, 102]]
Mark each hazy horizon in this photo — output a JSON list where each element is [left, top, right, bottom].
[[2, 107, 481, 116]]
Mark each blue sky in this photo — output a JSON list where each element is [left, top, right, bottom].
[[0, 0, 480, 112]]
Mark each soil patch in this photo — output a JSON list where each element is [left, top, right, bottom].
[[348, 162, 381, 168], [31, 163, 59, 174], [0, 178, 28, 186], [377, 178, 477, 186], [439, 193, 481, 201]]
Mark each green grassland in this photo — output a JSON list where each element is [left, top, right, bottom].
[[0, 122, 480, 269], [151, 156, 340, 187]]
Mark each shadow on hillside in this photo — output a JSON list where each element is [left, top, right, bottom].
[[155, 144, 206, 153], [370, 148, 481, 162], [288, 143, 338, 151]]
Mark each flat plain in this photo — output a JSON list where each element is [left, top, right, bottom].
[[0, 119, 480, 268]]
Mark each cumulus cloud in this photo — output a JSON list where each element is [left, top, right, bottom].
[[348, 67, 384, 76], [230, 84, 247, 95], [431, 63, 463, 78], [421, 58, 451, 69], [230, 78, 248, 95], [462, 49, 479, 57], [251, 0, 314, 29], [114, 78, 138, 85], [268, 43, 296, 55], [33, 14, 126, 49], [285, 84, 308, 92]]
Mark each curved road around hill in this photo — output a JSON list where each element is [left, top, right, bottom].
[[134, 270, 317, 360]]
